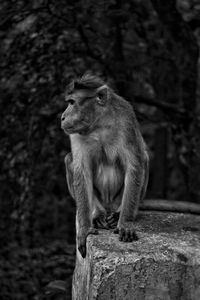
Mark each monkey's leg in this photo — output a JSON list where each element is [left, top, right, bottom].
[[74, 170, 98, 258], [140, 155, 149, 201], [64, 153, 75, 199], [116, 167, 143, 242]]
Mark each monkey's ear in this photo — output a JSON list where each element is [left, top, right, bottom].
[[96, 85, 110, 105]]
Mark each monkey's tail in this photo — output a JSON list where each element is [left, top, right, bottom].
[[140, 199, 200, 215]]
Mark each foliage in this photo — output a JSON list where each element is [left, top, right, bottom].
[[0, 241, 75, 300]]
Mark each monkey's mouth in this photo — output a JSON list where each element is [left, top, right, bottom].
[[63, 125, 76, 134], [62, 123, 90, 135], [61, 116, 91, 134], [61, 121, 74, 132]]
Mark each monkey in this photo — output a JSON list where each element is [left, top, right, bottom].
[[61, 74, 149, 258]]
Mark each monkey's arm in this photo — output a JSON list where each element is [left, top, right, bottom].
[[65, 154, 97, 257], [108, 156, 149, 230], [73, 168, 98, 258], [64, 153, 75, 199], [117, 161, 144, 242]]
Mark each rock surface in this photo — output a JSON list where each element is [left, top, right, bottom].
[[72, 212, 200, 300]]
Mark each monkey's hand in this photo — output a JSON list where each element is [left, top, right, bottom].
[[93, 214, 109, 229], [114, 222, 138, 242], [106, 212, 120, 229], [77, 227, 98, 258]]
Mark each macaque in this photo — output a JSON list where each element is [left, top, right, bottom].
[[61, 74, 149, 258]]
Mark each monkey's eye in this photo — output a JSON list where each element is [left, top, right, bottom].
[[67, 99, 75, 105], [96, 96, 105, 106]]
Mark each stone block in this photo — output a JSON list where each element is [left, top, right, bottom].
[[72, 212, 200, 300]]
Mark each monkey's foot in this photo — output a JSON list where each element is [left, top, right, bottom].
[[106, 212, 120, 229], [93, 214, 109, 229], [77, 227, 98, 258], [114, 223, 138, 242]]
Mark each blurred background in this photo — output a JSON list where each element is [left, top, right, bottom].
[[0, 0, 200, 299]]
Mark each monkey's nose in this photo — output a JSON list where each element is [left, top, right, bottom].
[[61, 114, 65, 121]]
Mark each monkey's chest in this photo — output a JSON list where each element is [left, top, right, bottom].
[[93, 162, 123, 211]]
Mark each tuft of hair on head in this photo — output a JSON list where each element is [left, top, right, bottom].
[[66, 73, 105, 94]]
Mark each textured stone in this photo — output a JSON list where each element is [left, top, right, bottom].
[[72, 212, 200, 300]]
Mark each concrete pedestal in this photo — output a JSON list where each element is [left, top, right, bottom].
[[72, 212, 200, 300]]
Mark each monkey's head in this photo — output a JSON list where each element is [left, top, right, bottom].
[[61, 74, 111, 135]]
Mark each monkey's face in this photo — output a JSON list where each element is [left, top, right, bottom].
[[61, 87, 109, 135]]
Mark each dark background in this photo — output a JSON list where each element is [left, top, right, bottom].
[[0, 0, 200, 299]]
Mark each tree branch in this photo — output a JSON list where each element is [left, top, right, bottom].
[[135, 96, 186, 115]]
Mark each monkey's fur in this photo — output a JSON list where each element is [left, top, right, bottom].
[[61, 74, 149, 258]]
